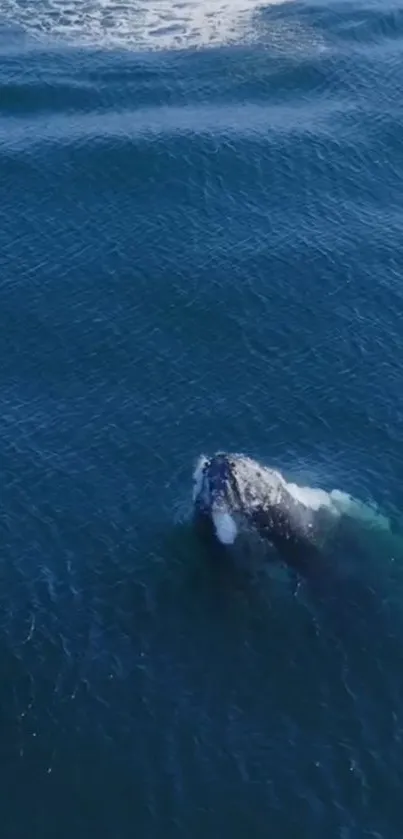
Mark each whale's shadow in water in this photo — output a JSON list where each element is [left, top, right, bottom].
[[181, 509, 403, 722]]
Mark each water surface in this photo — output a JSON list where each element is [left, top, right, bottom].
[[1, 0, 403, 836]]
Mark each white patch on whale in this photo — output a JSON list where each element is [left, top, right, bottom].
[[211, 505, 238, 545]]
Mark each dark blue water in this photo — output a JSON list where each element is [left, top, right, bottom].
[[1, 0, 403, 836]]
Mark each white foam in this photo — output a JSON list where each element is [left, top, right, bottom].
[[0, 0, 288, 51], [192, 455, 208, 502], [212, 506, 238, 545], [287, 480, 391, 531], [287, 482, 337, 513], [329, 489, 391, 531]]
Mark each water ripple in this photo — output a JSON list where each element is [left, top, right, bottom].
[[0, 1, 403, 836], [0, 0, 286, 50]]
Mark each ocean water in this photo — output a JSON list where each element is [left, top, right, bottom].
[[1, 0, 403, 836]]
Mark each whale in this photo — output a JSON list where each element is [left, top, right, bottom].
[[191, 451, 403, 651], [192, 451, 340, 578]]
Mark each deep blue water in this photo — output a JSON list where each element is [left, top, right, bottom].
[[1, 0, 403, 836]]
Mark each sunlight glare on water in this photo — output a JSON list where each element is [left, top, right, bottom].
[[0, 0, 290, 50]]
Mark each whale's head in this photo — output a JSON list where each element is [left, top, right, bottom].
[[193, 453, 241, 545], [192, 452, 331, 572], [193, 451, 299, 553]]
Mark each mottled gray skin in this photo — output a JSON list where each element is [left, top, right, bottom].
[[192, 452, 331, 577]]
